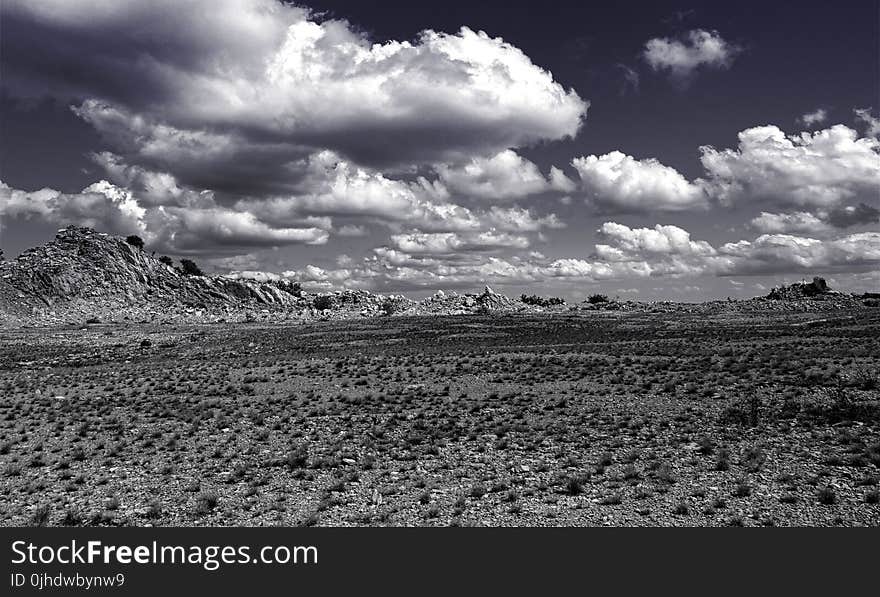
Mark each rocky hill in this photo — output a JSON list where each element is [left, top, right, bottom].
[[0, 227, 554, 326], [0, 227, 314, 325]]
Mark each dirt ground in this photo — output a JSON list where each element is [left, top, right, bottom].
[[1, 309, 878, 527]]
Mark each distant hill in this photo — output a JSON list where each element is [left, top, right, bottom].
[[0, 227, 306, 325], [0, 227, 875, 326]]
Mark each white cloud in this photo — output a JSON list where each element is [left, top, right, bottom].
[[0, 179, 328, 255], [482, 206, 565, 232], [389, 231, 530, 255], [5, 0, 587, 185], [749, 211, 830, 234], [595, 222, 716, 258], [235, 152, 565, 234], [435, 150, 554, 200], [699, 125, 880, 208], [571, 151, 707, 212], [799, 108, 827, 127], [643, 29, 741, 80], [719, 232, 880, 274], [1, 180, 146, 236]]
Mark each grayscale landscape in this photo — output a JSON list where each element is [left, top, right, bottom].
[[0, 229, 878, 526], [1, 1, 878, 528]]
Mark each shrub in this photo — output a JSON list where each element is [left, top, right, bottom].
[[194, 491, 218, 515], [125, 235, 144, 250], [565, 476, 583, 496], [381, 298, 401, 315], [587, 294, 609, 304], [313, 295, 334, 311], [520, 294, 565, 307], [158, 255, 174, 266], [469, 483, 487, 499], [29, 504, 51, 527], [733, 480, 752, 497], [179, 258, 204, 277], [286, 443, 309, 469], [817, 486, 836, 505]]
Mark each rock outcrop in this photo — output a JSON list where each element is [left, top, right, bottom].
[[0, 227, 309, 325], [766, 277, 834, 300]]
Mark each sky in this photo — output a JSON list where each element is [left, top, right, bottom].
[[1, 0, 879, 301]]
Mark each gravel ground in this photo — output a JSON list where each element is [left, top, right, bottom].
[[1, 310, 878, 527]]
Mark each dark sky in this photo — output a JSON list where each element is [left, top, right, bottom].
[[1, 1, 878, 299]]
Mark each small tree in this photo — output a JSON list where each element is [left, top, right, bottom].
[[180, 258, 204, 277], [587, 294, 609, 304], [125, 235, 145, 250], [158, 255, 174, 267]]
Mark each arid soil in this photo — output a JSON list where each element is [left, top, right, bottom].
[[1, 309, 878, 527]]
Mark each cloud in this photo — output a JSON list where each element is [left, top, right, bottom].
[[233, 151, 565, 234], [571, 151, 708, 212], [799, 108, 827, 127], [595, 222, 716, 259], [435, 150, 556, 201], [283, 221, 725, 292], [642, 29, 741, 81], [719, 232, 880, 275], [699, 125, 880, 208], [1, 180, 146, 236], [3, 0, 587, 192], [482, 206, 565, 232], [389, 231, 530, 255], [337, 224, 367, 237], [854, 107, 880, 138], [0, 179, 327, 255], [825, 202, 880, 228], [749, 205, 878, 235], [615, 64, 640, 95], [749, 211, 830, 235]]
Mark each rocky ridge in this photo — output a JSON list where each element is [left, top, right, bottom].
[[0, 227, 875, 327], [0, 227, 554, 326]]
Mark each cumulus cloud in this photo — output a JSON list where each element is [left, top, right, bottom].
[[282, 221, 725, 292], [642, 29, 741, 81], [233, 151, 565, 234], [799, 108, 828, 127], [751, 204, 880, 235], [0, 179, 327, 255], [699, 125, 880, 208], [389, 231, 530, 255], [749, 211, 830, 235], [3, 0, 587, 190], [571, 151, 708, 212], [435, 151, 556, 200], [719, 232, 880, 275], [595, 222, 716, 259], [267, 212, 880, 292], [1, 180, 146, 236]]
